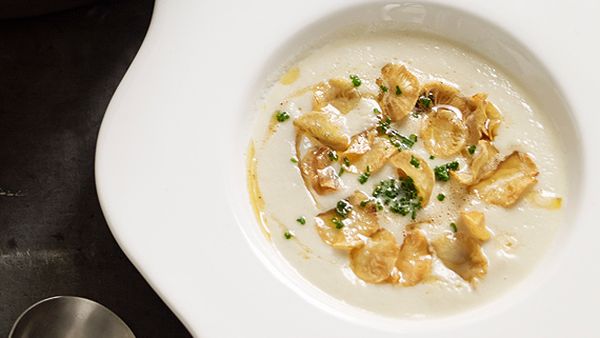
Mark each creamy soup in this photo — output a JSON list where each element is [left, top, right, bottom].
[[248, 31, 566, 317]]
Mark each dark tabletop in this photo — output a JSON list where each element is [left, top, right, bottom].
[[0, 1, 191, 336]]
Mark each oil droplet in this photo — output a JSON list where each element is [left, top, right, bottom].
[[280, 66, 300, 85]]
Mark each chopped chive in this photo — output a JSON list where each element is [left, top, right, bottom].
[[434, 161, 459, 181], [349, 74, 361, 87], [418, 96, 432, 108], [429, 155, 435, 160], [380, 85, 388, 92], [290, 156, 298, 163], [343, 157, 351, 167], [468, 145, 477, 155], [331, 217, 344, 229], [284, 231, 294, 239], [395, 85, 402, 95], [328, 150, 338, 162], [409, 134, 418, 143], [274, 110, 290, 122], [358, 165, 371, 184], [335, 199, 353, 218], [447, 161, 459, 170], [410, 155, 420, 168], [373, 108, 382, 115], [437, 193, 445, 201], [372, 177, 422, 219], [450, 222, 458, 233], [296, 216, 306, 225], [338, 166, 345, 176]]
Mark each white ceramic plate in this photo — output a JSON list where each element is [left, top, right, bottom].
[[96, 1, 600, 337]]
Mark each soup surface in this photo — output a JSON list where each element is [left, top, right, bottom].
[[248, 31, 566, 317]]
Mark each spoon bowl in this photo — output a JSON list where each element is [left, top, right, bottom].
[[9, 296, 135, 338]]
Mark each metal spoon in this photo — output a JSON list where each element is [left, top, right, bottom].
[[9, 296, 135, 338]]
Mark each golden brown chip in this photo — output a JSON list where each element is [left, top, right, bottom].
[[315, 191, 380, 250], [299, 146, 341, 195], [312, 78, 361, 114], [459, 211, 491, 242], [350, 228, 400, 283], [484, 100, 503, 140], [376, 64, 420, 122], [464, 93, 488, 145], [396, 228, 432, 286], [464, 93, 503, 143], [471, 151, 539, 207], [420, 109, 468, 158], [343, 130, 373, 162], [418, 82, 469, 113], [293, 108, 351, 151], [432, 232, 488, 282], [389, 151, 435, 206], [452, 140, 499, 185], [348, 131, 397, 173]]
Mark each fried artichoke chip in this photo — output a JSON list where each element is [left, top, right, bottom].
[[343, 130, 374, 162], [376, 64, 420, 122], [465, 93, 503, 143], [464, 93, 488, 144], [389, 151, 435, 206], [471, 151, 539, 207], [484, 100, 503, 140], [396, 228, 433, 286], [312, 78, 361, 114], [350, 228, 400, 283], [294, 107, 351, 151], [315, 191, 380, 250], [317, 167, 340, 191], [452, 140, 499, 185], [299, 145, 342, 195], [459, 211, 491, 242], [420, 108, 468, 158], [432, 232, 488, 282], [348, 130, 397, 173], [418, 82, 469, 113]]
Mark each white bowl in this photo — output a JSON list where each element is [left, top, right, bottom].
[[96, 0, 600, 337]]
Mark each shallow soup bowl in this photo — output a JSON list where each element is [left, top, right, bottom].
[[95, 1, 600, 337]]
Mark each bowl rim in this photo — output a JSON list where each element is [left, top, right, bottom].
[[95, 0, 600, 337]]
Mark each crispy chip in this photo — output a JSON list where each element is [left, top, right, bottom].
[[484, 100, 503, 140], [465, 93, 503, 143], [376, 64, 420, 121], [343, 130, 373, 162], [432, 232, 488, 282], [471, 151, 539, 207], [464, 93, 488, 145], [299, 145, 341, 195], [312, 78, 361, 114], [389, 151, 435, 206], [396, 228, 432, 286], [315, 191, 380, 250], [420, 109, 468, 158], [347, 131, 397, 173], [452, 140, 499, 185], [418, 82, 469, 113], [350, 228, 400, 283], [459, 211, 491, 242], [294, 107, 351, 151]]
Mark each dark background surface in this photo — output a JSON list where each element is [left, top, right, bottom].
[[0, 1, 191, 336]]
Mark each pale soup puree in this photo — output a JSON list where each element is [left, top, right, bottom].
[[248, 32, 566, 317]]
